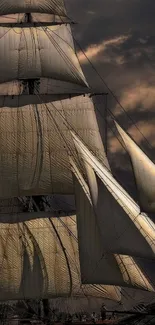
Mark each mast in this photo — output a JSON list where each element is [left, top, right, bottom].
[[0, 0, 154, 310], [25, 12, 32, 23], [23, 11, 37, 96], [0, 1, 96, 197]]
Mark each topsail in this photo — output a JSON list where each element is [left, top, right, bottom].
[[0, 1, 68, 26], [0, 0, 66, 16], [0, 25, 87, 86]]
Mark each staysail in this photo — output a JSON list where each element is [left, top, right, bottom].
[[0, 0, 154, 308], [71, 131, 155, 259], [72, 158, 154, 291], [116, 122, 155, 213]]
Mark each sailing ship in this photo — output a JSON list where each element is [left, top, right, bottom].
[[0, 0, 154, 321]]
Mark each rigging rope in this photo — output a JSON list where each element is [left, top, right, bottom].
[[53, 15, 154, 152], [0, 19, 151, 302], [32, 83, 155, 242], [0, 5, 154, 306], [44, 200, 117, 301]]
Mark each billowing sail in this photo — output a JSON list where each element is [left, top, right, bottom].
[[71, 131, 155, 259], [0, 95, 106, 197], [0, 216, 121, 301], [0, 0, 66, 16], [116, 122, 155, 213], [0, 0, 154, 308], [0, 25, 87, 87], [0, 23, 89, 106], [73, 170, 154, 291]]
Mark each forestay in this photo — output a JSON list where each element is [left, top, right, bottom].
[[71, 131, 155, 259], [0, 215, 121, 301], [116, 122, 155, 213], [0, 25, 87, 86]]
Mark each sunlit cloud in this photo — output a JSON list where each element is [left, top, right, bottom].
[[87, 10, 95, 15], [109, 120, 155, 154], [127, 122, 155, 145], [114, 84, 155, 116], [77, 35, 130, 63], [139, 38, 148, 44]]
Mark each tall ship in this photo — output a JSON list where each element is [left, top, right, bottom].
[[0, 0, 154, 323]]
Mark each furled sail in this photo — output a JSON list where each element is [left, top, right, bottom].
[[73, 167, 154, 291], [71, 131, 155, 259], [0, 0, 66, 16], [0, 95, 106, 197], [116, 122, 155, 213], [0, 215, 121, 301]]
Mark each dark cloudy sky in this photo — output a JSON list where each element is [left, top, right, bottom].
[[66, 0, 155, 196]]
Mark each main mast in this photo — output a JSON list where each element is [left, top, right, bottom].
[[0, 0, 154, 311], [0, 0, 122, 305]]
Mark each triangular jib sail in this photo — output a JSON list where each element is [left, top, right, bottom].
[[116, 122, 155, 213], [73, 166, 154, 291], [0, 0, 154, 309], [71, 130, 155, 259]]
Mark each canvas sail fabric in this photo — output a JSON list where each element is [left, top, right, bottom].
[[56, 216, 121, 301], [73, 173, 154, 291], [71, 131, 155, 260], [0, 95, 107, 197], [0, 0, 66, 16], [0, 25, 87, 87], [0, 215, 121, 301], [116, 122, 155, 213]]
